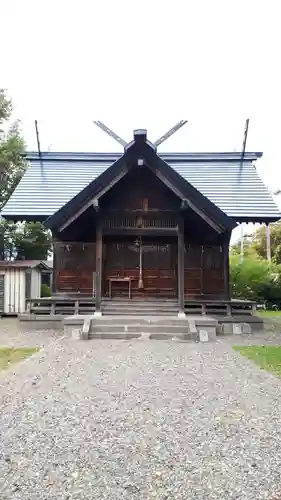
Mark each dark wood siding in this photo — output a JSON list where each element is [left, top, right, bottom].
[[184, 244, 226, 299], [54, 241, 228, 298], [104, 238, 177, 297], [53, 165, 230, 300], [55, 242, 96, 294], [202, 245, 225, 296], [58, 208, 97, 242], [100, 166, 181, 212], [184, 245, 202, 297]]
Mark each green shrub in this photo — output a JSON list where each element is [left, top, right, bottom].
[[230, 254, 281, 307], [41, 284, 51, 297]]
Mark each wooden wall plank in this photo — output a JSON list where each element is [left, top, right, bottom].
[[184, 244, 226, 299]]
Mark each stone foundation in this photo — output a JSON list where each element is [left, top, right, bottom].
[[18, 312, 264, 341]]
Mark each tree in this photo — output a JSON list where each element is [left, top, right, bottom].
[[252, 222, 281, 264], [230, 254, 281, 307], [0, 89, 52, 260], [0, 218, 18, 260], [0, 90, 26, 209], [0, 219, 51, 260], [14, 222, 51, 260], [230, 223, 281, 264], [0, 89, 12, 127], [230, 234, 258, 258]]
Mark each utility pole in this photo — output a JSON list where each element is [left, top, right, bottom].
[[239, 119, 250, 262], [240, 224, 244, 262], [266, 224, 271, 261]]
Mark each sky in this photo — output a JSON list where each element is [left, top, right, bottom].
[[1, 0, 281, 242]]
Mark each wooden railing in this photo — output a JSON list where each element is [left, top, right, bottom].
[[26, 297, 96, 316], [25, 297, 255, 317], [184, 299, 255, 316]]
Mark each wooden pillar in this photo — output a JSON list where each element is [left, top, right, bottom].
[[95, 223, 103, 315], [178, 217, 185, 316], [266, 223, 271, 261], [52, 235, 57, 296], [223, 237, 231, 301]]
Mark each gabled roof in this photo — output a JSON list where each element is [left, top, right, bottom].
[[42, 260, 53, 269], [44, 130, 236, 233], [1, 146, 280, 224]]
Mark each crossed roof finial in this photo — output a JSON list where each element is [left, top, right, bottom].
[[93, 120, 188, 149]]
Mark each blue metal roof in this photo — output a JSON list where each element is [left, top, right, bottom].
[[2, 151, 280, 222]]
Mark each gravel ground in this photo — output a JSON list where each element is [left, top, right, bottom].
[[0, 317, 63, 348], [1, 327, 281, 499]]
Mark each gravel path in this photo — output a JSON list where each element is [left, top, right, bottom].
[[1, 331, 281, 499], [0, 317, 63, 348]]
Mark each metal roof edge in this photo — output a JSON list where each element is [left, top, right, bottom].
[[0, 213, 47, 222], [3, 212, 280, 224], [24, 151, 263, 162], [236, 215, 281, 224]]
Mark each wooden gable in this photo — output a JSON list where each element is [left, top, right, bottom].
[[45, 130, 236, 234], [100, 166, 180, 212]]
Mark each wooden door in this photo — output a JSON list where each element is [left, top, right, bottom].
[[201, 245, 225, 297], [184, 245, 203, 298], [142, 241, 177, 297], [104, 238, 177, 298]]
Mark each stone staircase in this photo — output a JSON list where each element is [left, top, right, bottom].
[[64, 313, 218, 341], [19, 295, 262, 341], [101, 298, 179, 316], [62, 299, 260, 342], [88, 315, 217, 340]]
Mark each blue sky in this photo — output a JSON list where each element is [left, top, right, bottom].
[[1, 0, 281, 242]]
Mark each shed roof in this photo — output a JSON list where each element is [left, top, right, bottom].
[[1, 150, 280, 223], [0, 260, 51, 270]]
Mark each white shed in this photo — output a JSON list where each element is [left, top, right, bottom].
[[0, 260, 52, 315]]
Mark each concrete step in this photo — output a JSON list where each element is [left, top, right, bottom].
[[101, 299, 179, 316], [88, 331, 196, 341], [102, 299, 178, 303], [64, 315, 218, 327], [101, 300, 178, 306], [102, 301, 178, 307], [90, 324, 191, 334], [102, 310, 178, 316], [89, 332, 142, 340], [89, 317, 217, 341], [64, 315, 187, 326], [101, 306, 179, 310], [102, 304, 178, 310], [92, 317, 190, 326], [64, 314, 218, 341]]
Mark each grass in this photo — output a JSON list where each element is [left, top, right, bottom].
[[0, 347, 39, 371], [233, 345, 281, 377], [256, 310, 281, 318]]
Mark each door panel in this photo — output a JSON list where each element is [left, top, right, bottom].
[[104, 239, 177, 297]]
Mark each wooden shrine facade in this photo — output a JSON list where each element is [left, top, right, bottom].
[[45, 130, 236, 314], [53, 238, 229, 301]]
